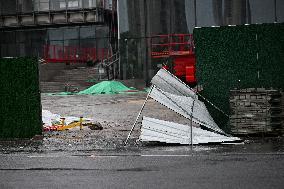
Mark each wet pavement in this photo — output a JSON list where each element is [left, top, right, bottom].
[[0, 93, 284, 188]]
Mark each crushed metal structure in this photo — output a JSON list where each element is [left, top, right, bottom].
[[125, 69, 241, 145]]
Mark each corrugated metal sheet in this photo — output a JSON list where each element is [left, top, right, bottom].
[[151, 69, 197, 98], [140, 117, 240, 144], [194, 23, 284, 129], [149, 86, 225, 134]]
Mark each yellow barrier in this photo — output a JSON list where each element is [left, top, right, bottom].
[[54, 117, 84, 131], [80, 117, 83, 130]]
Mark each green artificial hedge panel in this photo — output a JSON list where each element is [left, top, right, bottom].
[[193, 23, 284, 131], [0, 58, 42, 138], [258, 23, 284, 88]]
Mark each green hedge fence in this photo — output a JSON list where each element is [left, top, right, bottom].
[[0, 57, 42, 138], [193, 23, 284, 132]]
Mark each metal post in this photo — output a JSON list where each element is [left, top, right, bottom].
[[125, 38, 128, 80], [113, 61, 116, 80], [117, 0, 121, 79], [274, 0, 277, 22], [169, 0, 172, 35], [53, 45, 56, 59], [190, 99, 196, 148], [99, 61, 102, 80], [194, 0, 197, 27], [144, 0, 150, 86], [61, 118, 65, 126], [79, 116, 83, 130], [264, 91, 268, 137], [124, 85, 154, 145]]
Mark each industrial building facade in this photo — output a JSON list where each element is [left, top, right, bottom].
[[0, 0, 117, 62], [118, 0, 284, 84], [1, 0, 284, 85]]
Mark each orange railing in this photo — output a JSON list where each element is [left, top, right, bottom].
[[151, 34, 194, 58], [43, 45, 109, 63]]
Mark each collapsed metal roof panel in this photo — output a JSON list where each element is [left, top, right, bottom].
[[151, 69, 197, 98], [141, 117, 240, 144]]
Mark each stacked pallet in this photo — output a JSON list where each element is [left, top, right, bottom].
[[230, 88, 283, 136]]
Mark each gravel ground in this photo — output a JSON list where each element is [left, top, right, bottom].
[[1, 93, 284, 189], [1, 93, 283, 154], [40, 93, 191, 152]]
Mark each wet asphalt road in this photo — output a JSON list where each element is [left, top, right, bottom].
[[0, 146, 284, 189], [1, 94, 284, 188]]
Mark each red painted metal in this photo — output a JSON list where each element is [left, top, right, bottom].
[[185, 65, 196, 83], [151, 34, 196, 84], [43, 45, 109, 63], [151, 34, 194, 58]]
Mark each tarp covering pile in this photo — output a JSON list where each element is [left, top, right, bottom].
[[78, 81, 136, 95], [139, 69, 240, 144]]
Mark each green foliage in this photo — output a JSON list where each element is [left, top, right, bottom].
[[193, 23, 284, 131], [0, 58, 42, 138]]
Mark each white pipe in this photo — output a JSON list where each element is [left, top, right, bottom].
[[124, 85, 154, 145]]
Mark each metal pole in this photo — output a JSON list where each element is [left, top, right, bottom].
[[79, 116, 83, 130], [144, 0, 150, 86], [169, 0, 172, 34], [113, 62, 116, 80], [274, 0, 277, 22], [194, 0, 197, 27], [125, 38, 128, 80], [117, 0, 121, 79], [190, 98, 196, 148], [124, 85, 154, 145]]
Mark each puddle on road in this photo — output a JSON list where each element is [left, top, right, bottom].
[[0, 135, 283, 156], [0, 167, 158, 172], [37, 94, 284, 156]]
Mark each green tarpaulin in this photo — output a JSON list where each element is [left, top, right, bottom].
[[78, 81, 136, 95]]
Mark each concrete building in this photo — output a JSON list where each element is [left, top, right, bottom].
[[1, 0, 284, 87], [0, 0, 117, 61], [118, 0, 284, 85]]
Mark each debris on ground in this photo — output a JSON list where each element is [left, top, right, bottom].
[[46, 92, 75, 96], [128, 69, 242, 145], [141, 117, 241, 144], [87, 122, 103, 130], [42, 110, 94, 132]]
